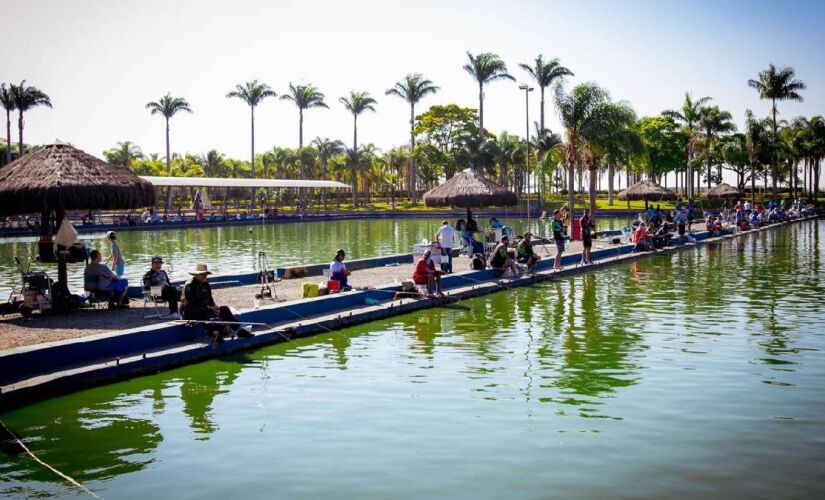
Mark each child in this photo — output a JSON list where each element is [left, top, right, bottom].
[[105, 231, 125, 276]]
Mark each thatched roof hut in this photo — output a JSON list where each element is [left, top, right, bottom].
[[0, 143, 156, 216], [423, 169, 517, 208], [702, 183, 742, 200], [617, 180, 676, 202]]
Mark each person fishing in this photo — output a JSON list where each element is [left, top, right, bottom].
[[489, 235, 518, 277], [182, 263, 252, 342], [330, 249, 352, 291], [105, 231, 125, 276], [579, 209, 596, 265], [552, 209, 565, 270], [435, 220, 456, 273], [412, 249, 445, 297], [142, 256, 182, 319], [517, 232, 540, 270]]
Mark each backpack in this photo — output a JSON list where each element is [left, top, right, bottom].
[[472, 254, 485, 270]]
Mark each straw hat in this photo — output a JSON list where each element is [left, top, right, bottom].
[[188, 263, 212, 275]]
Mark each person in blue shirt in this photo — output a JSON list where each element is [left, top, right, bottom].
[[490, 217, 503, 229]]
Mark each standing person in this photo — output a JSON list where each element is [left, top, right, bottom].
[[686, 199, 695, 233], [330, 249, 352, 290], [182, 263, 251, 342], [552, 209, 565, 270], [559, 206, 569, 237], [489, 235, 519, 277], [142, 256, 182, 319], [674, 208, 687, 245], [435, 220, 456, 273], [105, 231, 125, 276], [412, 249, 445, 297], [580, 209, 596, 265]]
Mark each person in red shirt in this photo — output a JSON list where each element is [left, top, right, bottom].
[[412, 249, 444, 297]]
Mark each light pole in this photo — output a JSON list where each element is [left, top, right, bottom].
[[519, 84, 534, 231]]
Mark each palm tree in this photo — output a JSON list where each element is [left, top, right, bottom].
[[103, 141, 144, 171], [0, 84, 15, 164], [748, 64, 806, 194], [518, 55, 573, 133], [312, 137, 345, 209], [385, 73, 439, 203], [280, 83, 328, 207], [226, 80, 276, 207], [663, 93, 711, 198], [10, 80, 52, 157], [339, 91, 377, 206], [743, 110, 771, 204], [697, 105, 735, 189], [146, 93, 193, 209], [555, 82, 610, 218], [463, 52, 515, 141]]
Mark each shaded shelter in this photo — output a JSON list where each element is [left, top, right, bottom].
[[617, 180, 676, 210], [702, 182, 742, 200], [423, 168, 517, 225], [0, 143, 155, 303]]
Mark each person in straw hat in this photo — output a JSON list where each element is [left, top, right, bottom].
[[182, 263, 252, 342]]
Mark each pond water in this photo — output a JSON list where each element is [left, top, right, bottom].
[[1, 220, 823, 499], [0, 216, 625, 297]]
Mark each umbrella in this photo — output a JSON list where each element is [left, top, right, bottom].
[[702, 183, 742, 200], [423, 168, 517, 229], [617, 179, 676, 211], [0, 143, 156, 301]]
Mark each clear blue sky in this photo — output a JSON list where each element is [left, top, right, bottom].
[[6, 0, 825, 170]]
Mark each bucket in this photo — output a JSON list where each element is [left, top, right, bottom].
[[327, 279, 341, 292]]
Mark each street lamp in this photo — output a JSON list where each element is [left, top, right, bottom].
[[519, 84, 534, 229]]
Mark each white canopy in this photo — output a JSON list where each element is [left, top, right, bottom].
[[140, 176, 350, 189]]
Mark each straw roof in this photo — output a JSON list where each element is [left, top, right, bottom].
[[702, 182, 742, 199], [616, 180, 676, 201], [0, 143, 156, 216], [423, 169, 517, 208]]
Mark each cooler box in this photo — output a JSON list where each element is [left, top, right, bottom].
[[571, 219, 581, 241], [327, 279, 341, 292], [412, 244, 441, 265]]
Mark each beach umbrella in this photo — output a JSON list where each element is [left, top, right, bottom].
[[702, 182, 742, 200], [423, 168, 517, 227], [0, 143, 156, 299], [617, 180, 676, 210]]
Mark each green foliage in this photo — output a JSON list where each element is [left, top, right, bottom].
[[103, 141, 143, 170], [632, 116, 688, 176], [280, 83, 327, 111], [413, 104, 481, 178], [226, 80, 276, 108], [145, 93, 192, 119]]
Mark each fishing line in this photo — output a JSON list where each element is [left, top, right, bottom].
[[0, 419, 103, 499]]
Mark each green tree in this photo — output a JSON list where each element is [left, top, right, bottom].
[[339, 91, 377, 206], [743, 110, 772, 204], [103, 141, 144, 171], [146, 93, 193, 209], [312, 137, 345, 209], [663, 93, 712, 198], [385, 73, 439, 202], [463, 52, 514, 141], [414, 104, 479, 180], [518, 54, 573, 132], [696, 105, 735, 188], [10, 80, 52, 157], [633, 116, 688, 180], [281, 83, 328, 207], [0, 84, 14, 164], [748, 64, 805, 194]]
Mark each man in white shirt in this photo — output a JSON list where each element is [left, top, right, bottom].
[[435, 220, 456, 273], [743, 200, 752, 212]]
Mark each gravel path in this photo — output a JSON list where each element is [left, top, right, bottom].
[[0, 237, 598, 351]]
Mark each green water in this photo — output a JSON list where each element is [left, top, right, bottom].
[[0, 217, 624, 297], [2, 221, 823, 499]]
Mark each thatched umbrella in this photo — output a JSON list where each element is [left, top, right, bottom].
[[702, 182, 742, 200], [423, 168, 517, 228], [617, 180, 676, 209], [0, 143, 155, 299]]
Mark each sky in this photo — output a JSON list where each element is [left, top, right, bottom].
[[6, 0, 825, 179]]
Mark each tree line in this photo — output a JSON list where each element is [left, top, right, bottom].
[[2, 55, 822, 214]]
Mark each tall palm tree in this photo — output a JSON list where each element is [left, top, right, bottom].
[[226, 80, 276, 208], [697, 105, 735, 188], [518, 55, 573, 133], [339, 91, 377, 206], [743, 110, 771, 204], [312, 137, 345, 209], [748, 64, 806, 194], [385, 73, 439, 203], [0, 84, 15, 164], [10, 80, 52, 157], [555, 82, 609, 218], [463, 52, 515, 141], [280, 83, 328, 207], [146, 93, 193, 209], [103, 141, 144, 171], [663, 93, 711, 198]]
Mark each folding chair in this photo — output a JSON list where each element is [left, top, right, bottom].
[[143, 285, 171, 319]]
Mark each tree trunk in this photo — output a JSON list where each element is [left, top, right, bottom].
[[771, 98, 778, 195], [4, 109, 11, 164], [164, 118, 173, 210], [588, 165, 597, 215], [299, 108, 305, 208], [250, 105, 257, 209], [409, 103, 416, 203], [17, 110, 24, 157], [567, 160, 575, 221], [352, 115, 358, 207], [478, 82, 484, 142], [539, 86, 545, 132]]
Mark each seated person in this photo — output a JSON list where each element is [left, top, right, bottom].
[[142, 256, 182, 319], [632, 223, 654, 252], [330, 248, 352, 290], [182, 263, 251, 342], [412, 249, 444, 297], [490, 217, 503, 229], [489, 235, 519, 277], [517, 232, 540, 269], [84, 250, 129, 308]]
